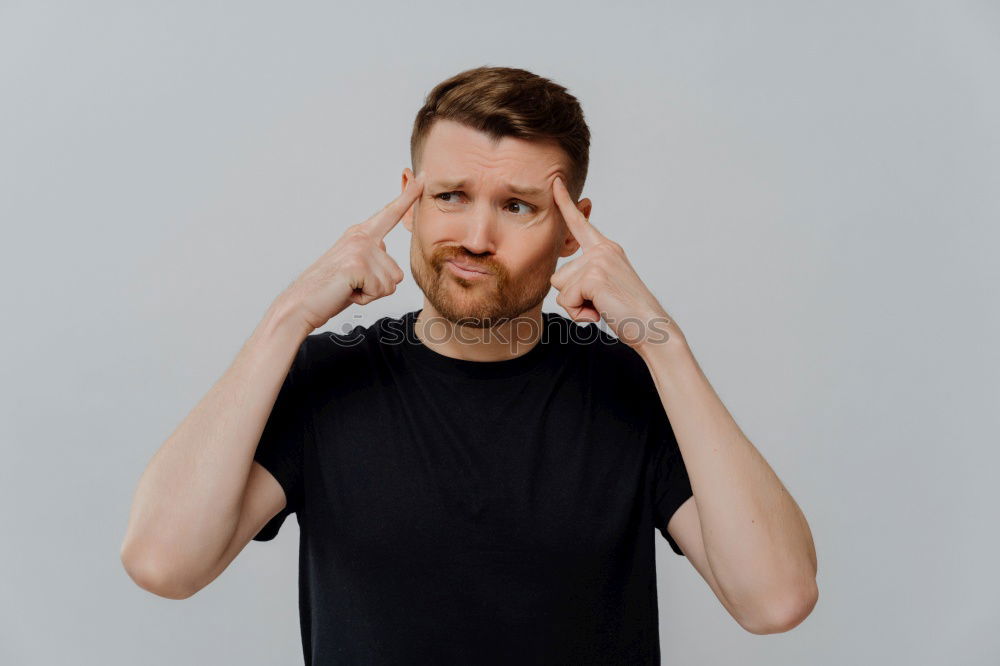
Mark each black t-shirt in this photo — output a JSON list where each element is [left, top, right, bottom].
[[251, 308, 693, 665]]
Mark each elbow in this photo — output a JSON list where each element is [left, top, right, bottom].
[[741, 579, 819, 635], [120, 543, 198, 600]]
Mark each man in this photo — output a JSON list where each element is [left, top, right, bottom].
[[121, 66, 818, 664]]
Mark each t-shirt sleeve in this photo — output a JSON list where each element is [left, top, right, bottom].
[[649, 401, 694, 556], [251, 338, 310, 542]]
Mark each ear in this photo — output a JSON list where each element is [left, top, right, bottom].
[[401, 167, 418, 232], [558, 197, 592, 258]]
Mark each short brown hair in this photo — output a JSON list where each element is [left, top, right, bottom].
[[410, 66, 590, 201]]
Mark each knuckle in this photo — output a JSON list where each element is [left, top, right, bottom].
[[348, 226, 372, 242]]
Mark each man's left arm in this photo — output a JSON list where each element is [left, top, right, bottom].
[[547, 176, 818, 634], [636, 326, 818, 634]]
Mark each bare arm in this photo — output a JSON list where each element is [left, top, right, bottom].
[[639, 331, 818, 634], [120, 300, 311, 599], [120, 170, 424, 599]]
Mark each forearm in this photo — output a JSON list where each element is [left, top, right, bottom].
[[121, 298, 311, 593], [637, 325, 817, 627]]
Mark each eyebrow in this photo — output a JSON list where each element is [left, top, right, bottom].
[[432, 179, 545, 198]]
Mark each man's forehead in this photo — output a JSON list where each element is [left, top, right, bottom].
[[421, 154, 567, 196], [420, 121, 567, 192]]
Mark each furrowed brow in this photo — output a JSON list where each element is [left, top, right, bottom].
[[508, 184, 545, 197], [432, 179, 544, 198]]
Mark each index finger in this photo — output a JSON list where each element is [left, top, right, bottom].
[[552, 176, 603, 251], [362, 172, 425, 239]]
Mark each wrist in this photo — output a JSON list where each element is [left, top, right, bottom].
[[632, 314, 689, 363], [259, 297, 315, 342]]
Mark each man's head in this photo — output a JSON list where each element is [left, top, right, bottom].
[[399, 66, 593, 329]]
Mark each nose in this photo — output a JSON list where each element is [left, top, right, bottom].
[[459, 205, 497, 255]]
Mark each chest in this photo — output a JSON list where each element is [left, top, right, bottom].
[[301, 369, 654, 565]]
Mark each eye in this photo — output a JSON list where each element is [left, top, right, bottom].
[[432, 191, 537, 220], [506, 200, 535, 216], [432, 191, 467, 210]]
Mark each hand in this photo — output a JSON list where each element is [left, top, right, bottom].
[[549, 176, 675, 350], [278, 170, 424, 332]]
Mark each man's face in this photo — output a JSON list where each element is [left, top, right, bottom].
[[401, 119, 590, 328]]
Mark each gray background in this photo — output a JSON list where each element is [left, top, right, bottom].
[[2, 1, 997, 663]]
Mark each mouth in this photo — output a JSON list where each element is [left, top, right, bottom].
[[446, 259, 491, 279]]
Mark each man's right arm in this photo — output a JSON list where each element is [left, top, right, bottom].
[[119, 170, 423, 599], [119, 298, 311, 600]]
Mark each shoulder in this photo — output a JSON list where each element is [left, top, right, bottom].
[[544, 313, 658, 419], [542, 311, 622, 360], [545, 312, 649, 376], [306, 312, 405, 351], [294, 313, 406, 384]]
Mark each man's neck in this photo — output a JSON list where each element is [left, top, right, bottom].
[[413, 301, 543, 362]]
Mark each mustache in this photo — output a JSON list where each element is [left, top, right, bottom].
[[435, 248, 496, 273]]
